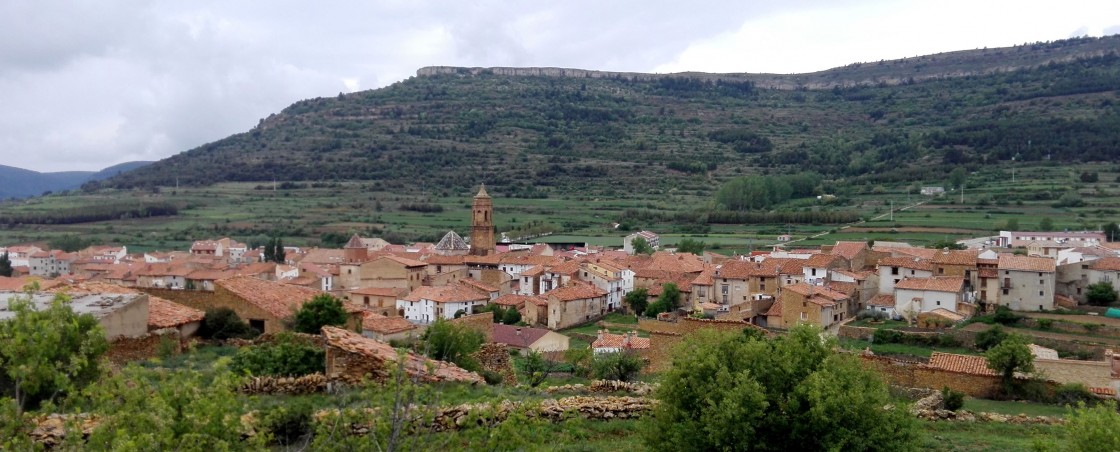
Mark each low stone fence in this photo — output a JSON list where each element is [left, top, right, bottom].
[[545, 380, 658, 396], [239, 373, 334, 395], [106, 329, 182, 366], [475, 343, 517, 384]]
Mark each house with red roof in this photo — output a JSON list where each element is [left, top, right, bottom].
[[544, 282, 609, 330], [214, 276, 360, 334], [997, 255, 1057, 311], [338, 254, 428, 294], [492, 323, 570, 354], [877, 256, 934, 295], [777, 282, 851, 329], [893, 277, 968, 321], [397, 282, 490, 324], [592, 330, 649, 354], [361, 312, 419, 342]]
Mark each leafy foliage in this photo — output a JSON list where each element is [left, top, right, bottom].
[[564, 347, 593, 378], [714, 173, 821, 211], [942, 387, 965, 411], [645, 283, 680, 317], [984, 333, 1034, 393], [520, 349, 558, 387], [624, 288, 649, 316], [420, 319, 484, 371], [1063, 401, 1120, 452], [676, 238, 706, 255], [229, 333, 325, 377], [261, 399, 315, 446], [291, 293, 349, 334], [0, 252, 11, 277], [0, 290, 108, 412], [974, 325, 1010, 351], [590, 351, 644, 382], [644, 325, 919, 451], [1085, 282, 1118, 306], [630, 236, 654, 255], [262, 237, 286, 263], [198, 308, 260, 340]]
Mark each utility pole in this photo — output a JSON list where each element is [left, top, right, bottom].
[[890, 199, 894, 221], [960, 183, 964, 204]]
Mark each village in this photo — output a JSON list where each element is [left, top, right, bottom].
[[3, 184, 1120, 410]]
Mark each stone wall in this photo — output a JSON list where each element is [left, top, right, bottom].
[[449, 311, 493, 342], [326, 346, 390, 383], [861, 355, 1006, 398], [1034, 358, 1113, 388], [839, 325, 878, 340], [106, 329, 181, 366], [474, 343, 517, 384]]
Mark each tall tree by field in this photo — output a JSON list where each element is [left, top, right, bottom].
[[1104, 222, 1120, 242], [985, 334, 1034, 394], [644, 325, 919, 451], [645, 283, 680, 316], [630, 237, 654, 255], [290, 294, 349, 334], [0, 288, 108, 413], [624, 287, 649, 316], [948, 166, 967, 189], [0, 252, 11, 277], [676, 238, 706, 255]]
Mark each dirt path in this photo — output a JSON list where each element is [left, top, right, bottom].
[[961, 322, 1120, 346]]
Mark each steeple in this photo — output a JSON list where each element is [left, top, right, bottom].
[[475, 183, 490, 199], [470, 184, 495, 256]]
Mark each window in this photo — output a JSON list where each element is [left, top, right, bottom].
[[1039, 279, 1044, 285], [1002, 288, 1009, 296], [1039, 291, 1044, 296], [800, 312, 807, 321], [812, 269, 817, 276], [891, 267, 899, 275], [938, 268, 944, 275], [1038, 272, 1042, 277], [249, 319, 265, 333]]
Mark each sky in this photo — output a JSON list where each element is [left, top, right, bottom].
[[1, 0, 1118, 173]]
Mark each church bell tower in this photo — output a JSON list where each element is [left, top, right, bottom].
[[470, 184, 495, 256]]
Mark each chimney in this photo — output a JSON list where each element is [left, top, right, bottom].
[[597, 329, 604, 342], [622, 331, 631, 347]]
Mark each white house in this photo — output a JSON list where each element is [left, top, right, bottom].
[[397, 283, 489, 324], [578, 259, 633, 310], [877, 256, 934, 295], [623, 231, 660, 254], [996, 255, 1057, 311]]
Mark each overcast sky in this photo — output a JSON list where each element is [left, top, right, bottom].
[[2, 0, 1118, 172]]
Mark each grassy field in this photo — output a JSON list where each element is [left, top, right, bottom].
[[1, 162, 1116, 255], [839, 338, 980, 359], [962, 398, 1071, 418]]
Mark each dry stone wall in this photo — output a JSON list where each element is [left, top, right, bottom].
[[105, 329, 181, 366]]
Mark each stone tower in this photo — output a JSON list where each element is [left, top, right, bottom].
[[470, 184, 495, 256]]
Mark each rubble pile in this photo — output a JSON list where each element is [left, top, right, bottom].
[[239, 373, 332, 395], [473, 343, 517, 384]]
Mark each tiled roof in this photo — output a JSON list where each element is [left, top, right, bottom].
[[322, 326, 482, 383], [783, 282, 848, 301], [877, 256, 934, 272], [492, 294, 539, 307], [499, 254, 557, 266], [776, 258, 806, 275], [833, 269, 872, 280], [1028, 344, 1060, 360], [380, 255, 428, 268], [927, 352, 998, 377], [931, 250, 979, 266], [546, 283, 608, 301], [460, 278, 498, 294], [643, 251, 705, 273], [875, 246, 937, 259], [1088, 257, 1120, 272], [867, 294, 895, 307], [492, 323, 553, 347], [808, 295, 837, 308], [895, 277, 964, 293], [717, 260, 781, 279], [926, 308, 964, 322], [592, 331, 650, 350], [401, 284, 489, 303], [826, 281, 857, 295], [464, 254, 503, 266], [978, 268, 998, 278], [805, 253, 845, 268], [216, 276, 324, 319], [829, 241, 868, 260], [148, 297, 205, 328], [423, 254, 467, 265], [1090, 387, 1117, 397], [764, 300, 783, 317], [691, 266, 715, 286], [998, 255, 1056, 273], [349, 287, 404, 297], [520, 265, 546, 277], [361, 312, 417, 335], [548, 259, 584, 275]]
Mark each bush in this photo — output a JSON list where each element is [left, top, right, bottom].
[[941, 387, 965, 411], [1053, 383, 1099, 407], [1064, 401, 1120, 452], [420, 319, 484, 371], [564, 347, 593, 378], [290, 294, 349, 334], [975, 326, 1009, 351], [261, 400, 313, 446], [992, 306, 1022, 326], [591, 351, 644, 382], [1036, 318, 1054, 330], [479, 370, 503, 386], [856, 309, 887, 321], [198, 308, 259, 340], [872, 328, 903, 344], [229, 333, 325, 377]]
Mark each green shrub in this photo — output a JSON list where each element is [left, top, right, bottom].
[[992, 306, 1022, 326], [591, 351, 644, 382], [479, 370, 503, 386], [229, 333, 325, 377], [1053, 383, 1098, 407], [974, 325, 1009, 351], [856, 309, 887, 321], [290, 294, 349, 334], [937, 334, 962, 348], [261, 401, 313, 446], [941, 387, 965, 411], [198, 308, 259, 340], [872, 328, 903, 344], [1036, 319, 1054, 331]]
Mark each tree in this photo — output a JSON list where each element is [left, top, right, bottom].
[[0, 252, 11, 277], [590, 351, 644, 382], [421, 319, 484, 371], [229, 332, 325, 377], [1079, 171, 1099, 183], [645, 283, 680, 317], [985, 334, 1034, 393], [0, 290, 108, 413], [676, 238, 706, 255], [624, 288, 649, 316], [1005, 218, 1020, 230], [1104, 222, 1120, 242], [520, 349, 559, 387], [630, 237, 654, 255], [1064, 401, 1120, 452], [291, 294, 349, 334], [501, 306, 521, 325], [1039, 217, 1054, 232], [1086, 282, 1119, 306], [974, 325, 1009, 351], [198, 308, 259, 339], [644, 325, 918, 451], [564, 347, 593, 378], [274, 238, 286, 263], [948, 167, 967, 189]]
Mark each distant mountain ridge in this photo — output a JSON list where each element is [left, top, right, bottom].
[[0, 161, 153, 199], [97, 35, 1120, 196]]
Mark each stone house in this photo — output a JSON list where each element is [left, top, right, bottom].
[[28, 250, 73, 277], [892, 277, 967, 322], [1057, 257, 1120, 303], [802, 254, 847, 286], [777, 282, 850, 329], [338, 255, 428, 293], [545, 283, 609, 330], [214, 276, 357, 334], [930, 250, 980, 289], [830, 269, 878, 313], [0, 291, 149, 339], [592, 330, 649, 354], [521, 297, 551, 327], [147, 296, 205, 338], [826, 241, 871, 271], [361, 312, 420, 342], [348, 286, 407, 316], [322, 326, 482, 384], [997, 255, 1057, 311]]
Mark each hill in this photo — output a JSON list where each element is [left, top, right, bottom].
[[0, 161, 153, 199], [92, 35, 1120, 198]]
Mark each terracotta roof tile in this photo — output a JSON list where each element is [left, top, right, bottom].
[[998, 255, 1056, 273], [895, 277, 965, 293], [148, 296, 205, 328], [783, 282, 848, 301], [805, 253, 846, 268], [829, 241, 868, 260], [877, 256, 934, 272], [1088, 257, 1120, 272], [546, 283, 608, 302], [927, 352, 998, 377], [926, 308, 964, 322], [322, 326, 482, 383], [460, 278, 498, 294], [1090, 387, 1117, 397], [591, 331, 650, 350], [423, 254, 467, 265], [361, 312, 418, 335], [764, 299, 783, 317], [401, 284, 489, 303], [717, 260, 781, 279], [349, 287, 405, 297], [868, 294, 895, 307], [492, 323, 552, 347], [492, 294, 539, 307], [380, 255, 428, 268], [216, 276, 324, 319], [931, 250, 979, 266]]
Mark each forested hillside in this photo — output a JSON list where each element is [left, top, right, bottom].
[[93, 35, 1120, 198]]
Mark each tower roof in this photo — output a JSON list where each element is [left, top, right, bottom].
[[435, 231, 470, 251], [474, 184, 490, 199]]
